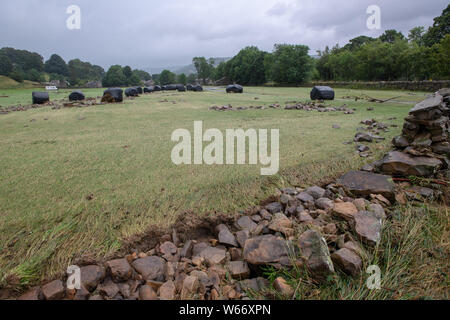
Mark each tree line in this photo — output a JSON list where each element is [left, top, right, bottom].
[[191, 4, 449, 84], [315, 5, 449, 81]]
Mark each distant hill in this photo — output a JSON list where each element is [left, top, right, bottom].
[[0, 75, 40, 89], [144, 57, 231, 75]]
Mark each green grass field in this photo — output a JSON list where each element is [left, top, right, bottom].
[[0, 86, 429, 286]]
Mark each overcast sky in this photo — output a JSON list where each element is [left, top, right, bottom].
[[0, 0, 447, 70]]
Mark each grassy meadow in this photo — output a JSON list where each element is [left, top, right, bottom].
[[0, 86, 430, 286]]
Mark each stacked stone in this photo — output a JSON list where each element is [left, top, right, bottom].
[[378, 88, 449, 177]]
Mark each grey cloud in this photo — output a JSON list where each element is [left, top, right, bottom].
[[0, 0, 447, 70]]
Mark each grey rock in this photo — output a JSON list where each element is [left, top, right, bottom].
[[305, 186, 326, 199]]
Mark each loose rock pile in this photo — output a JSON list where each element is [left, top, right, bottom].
[[209, 105, 268, 111], [376, 89, 449, 178], [285, 102, 355, 114], [13, 89, 450, 301], [19, 179, 394, 300]]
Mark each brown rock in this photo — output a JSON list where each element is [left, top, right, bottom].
[[265, 202, 284, 214], [18, 287, 43, 300], [324, 223, 337, 234], [236, 229, 250, 248], [146, 280, 164, 292], [333, 202, 358, 221], [160, 241, 178, 258], [181, 275, 199, 300], [353, 198, 367, 211], [243, 235, 291, 266], [315, 198, 335, 211], [268, 213, 292, 233], [72, 285, 90, 300], [336, 171, 395, 202], [180, 240, 194, 258], [298, 211, 314, 222], [139, 285, 158, 300], [368, 203, 386, 219], [198, 247, 227, 265], [192, 242, 209, 256], [331, 248, 362, 276], [97, 279, 119, 298], [235, 216, 258, 231], [226, 261, 251, 279], [106, 259, 133, 282], [354, 211, 382, 246], [239, 277, 269, 292], [298, 230, 334, 278], [80, 265, 105, 292], [273, 277, 294, 297], [229, 247, 243, 261], [218, 227, 238, 247], [343, 241, 365, 258], [132, 256, 167, 281], [159, 280, 176, 300], [378, 151, 442, 177], [42, 280, 65, 300]]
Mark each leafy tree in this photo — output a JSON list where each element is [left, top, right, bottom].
[[186, 73, 197, 84], [68, 59, 105, 85], [265, 44, 313, 84], [9, 70, 24, 82], [27, 68, 43, 82], [159, 70, 176, 85], [221, 46, 268, 85], [123, 66, 133, 79], [193, 57, 214, 84], [0, 47, 44, 72], [152, 74, 160, 85], [408, 27, 426, 45], [133, 69, 152, 81], [423, 5, 450, 46], [428, 34, 450, 79], [102, 65, 127, 87], [343, 36, 375, 51], [0, 53, 13, 76], [44, 54, 69, 76], [177, 73, 187, 85], [128, 72, 142, 86], [379, 29, 405, 43]]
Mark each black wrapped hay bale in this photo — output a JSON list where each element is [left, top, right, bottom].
[[226, 84, 243, 93], [310, 86, 335, 100], [133, 86, 143, 94], [186, 84, 193, 91], [161, 85, 167, 91], [32, 92, 50, 104], [176, 84, 186, 92], [153, 85, 161, 91], [125, 88, 139, 97], [102, 88, 123, 103], [192, 85, 203, 92], [166, 84, 177, 91], [69, 90, 85, 101], [143, 86, 154, 93]]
